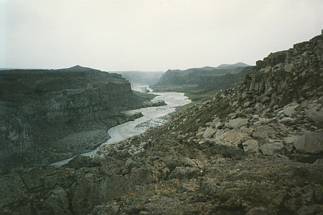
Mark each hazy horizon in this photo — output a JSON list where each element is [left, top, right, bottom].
[[1, 0, 323, 71]]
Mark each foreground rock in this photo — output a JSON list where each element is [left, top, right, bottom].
[[295, 132, 323, 154]]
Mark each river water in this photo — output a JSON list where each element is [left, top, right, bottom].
[[51, 86, 191, 167]]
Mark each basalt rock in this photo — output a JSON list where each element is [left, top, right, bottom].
[[0, 66, 151, 169]]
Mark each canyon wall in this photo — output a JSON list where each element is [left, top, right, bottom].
[[0, 66, 149, 169]]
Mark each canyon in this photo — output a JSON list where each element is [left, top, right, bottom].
[[0, 66, 155, 169], [0, 33, 323, 215]]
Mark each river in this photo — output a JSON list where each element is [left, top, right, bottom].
[[51, 86, 191, 167]]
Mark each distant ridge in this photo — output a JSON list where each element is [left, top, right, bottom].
[[0, 65, 102, 72], [217, 62, 250, 69], [117, 71, 164, 85], [153, 62, 253, 96], [60, 65, 101, 72]]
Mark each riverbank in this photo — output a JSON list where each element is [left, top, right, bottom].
[[52, 90, 191, 166]]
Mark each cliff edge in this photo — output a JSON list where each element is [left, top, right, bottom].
[[0, 66, 151, 169]]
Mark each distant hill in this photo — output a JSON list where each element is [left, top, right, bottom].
[[153, 63, 253, 100], [116, 71, 164, 86], [217, 62, 250, 69]]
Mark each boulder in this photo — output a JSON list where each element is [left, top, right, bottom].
[[294, 132, 323, 154], [226, 118, 248, 129], [242, 139, 259, 153], [181, 157, 203, 169], [260, 142, 284, 155], [284, 135, 298, 145], [203, 127, 216, 139], [305, 103, 323, 126], [253, 117, 272, 126], [253, 125, 276, 140], [282, 103, 298, 117], [283, 135, 299, 152], [216, 130, 249, 147], [215, 121, 224, 129], [279, 117, 295, 124], [196, 127, 206, 137]]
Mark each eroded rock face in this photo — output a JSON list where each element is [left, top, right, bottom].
[[0, 66, 150, 169]]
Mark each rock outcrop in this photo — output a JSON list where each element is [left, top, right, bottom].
[[0, 66, 152, 169], [187, 33, 323, 161]]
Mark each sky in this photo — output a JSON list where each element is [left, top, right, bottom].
[[1, 0, 323, 71]]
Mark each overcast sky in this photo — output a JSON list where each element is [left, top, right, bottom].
[[1, 0, 323, 71]]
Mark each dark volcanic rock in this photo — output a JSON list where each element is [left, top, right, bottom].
[[0, 66, 150, 169]]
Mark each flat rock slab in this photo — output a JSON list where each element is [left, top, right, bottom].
[[217, 130, 249, 147], [305, 103, 323, 126], [226, 118, 248, 129], [281, 103, 299, 117], [294, 132, 323, 154], [260, 142, 284, 155]]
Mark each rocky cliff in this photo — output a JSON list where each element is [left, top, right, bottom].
[[0, 66, 151, 169], [1, 34, 323, 215]]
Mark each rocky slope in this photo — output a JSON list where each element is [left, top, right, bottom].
[[1, 33, 323, 215], [0, 66, 153, 169]]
